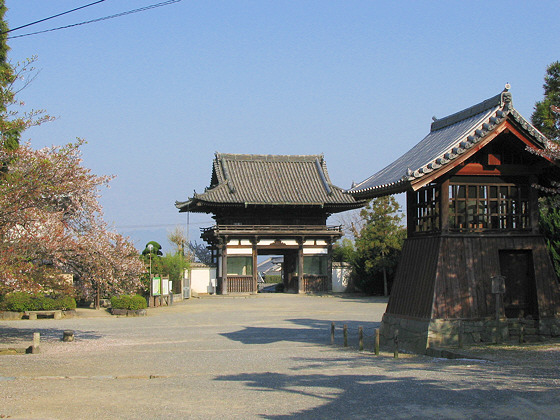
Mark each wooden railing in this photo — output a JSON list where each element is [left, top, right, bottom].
[[202, 224, 342, 234], [301, 275, 329, 292], [226, 275, 255, 293]]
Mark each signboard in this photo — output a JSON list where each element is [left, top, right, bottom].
[[151, 276, 172, 296], [491, 275, 506, 294], [152, 276, 161, 296], [162, 277, 170, 296]]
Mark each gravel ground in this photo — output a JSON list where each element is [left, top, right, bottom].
[[0, 294, 559, 419]]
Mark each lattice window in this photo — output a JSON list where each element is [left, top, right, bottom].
[[412, 184, 440, 233], [303, 256, 328, 275], [227, 256, 253, 275], [448, 183, 530, 232]]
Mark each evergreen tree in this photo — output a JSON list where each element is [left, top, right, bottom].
[[539, 195, 560, 277], [532, 61, 560, 277], [352, 196, 406, 295], [0, 3, 52, 150], [0, 2, 20, 150], [532, 61, 560, 142]]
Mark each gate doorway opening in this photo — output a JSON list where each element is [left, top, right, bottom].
[[255, 250, 330, 293], [257, 254, 284, 292]]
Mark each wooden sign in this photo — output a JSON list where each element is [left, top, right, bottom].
[[491, 275, 506, 294]]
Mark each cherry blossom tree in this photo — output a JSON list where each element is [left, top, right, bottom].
[[0, 140, 145, 301], [0, 7, 143, 305]]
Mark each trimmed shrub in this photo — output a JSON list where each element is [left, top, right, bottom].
[[0, 293, 76, 312], [55, 296, 77, 310], [110, 294, 147, 310], [37, 295, 55, 310], [0, 292, 33, 312]]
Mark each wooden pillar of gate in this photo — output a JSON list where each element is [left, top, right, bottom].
[[327, 239, 333, 292], [252, 238, 258, 293], [221, 242, 228, 295], [298, 239, 304, 294]]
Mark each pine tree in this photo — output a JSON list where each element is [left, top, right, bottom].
[[532, 61, 560, 142], [532, 62, 560, 277], [352, 196, 406, 295]]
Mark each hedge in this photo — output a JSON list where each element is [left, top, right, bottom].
[[110, 294, 147, 310], [0, 292, 76, 312]]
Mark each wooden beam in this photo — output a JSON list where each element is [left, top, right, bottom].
[[327, 241, 333, 292], [440, 179, 450, 233], [222, 245, 228, 295], [252, 239, 258, 293], [298, 241, 304, 294], [406, 190, 416, 237], [453, 163, 542, 176], [530, 175, 539, 233]]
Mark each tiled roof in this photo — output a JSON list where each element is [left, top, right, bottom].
[[348, 89, 550, 198], [176, 153, 363, 212]]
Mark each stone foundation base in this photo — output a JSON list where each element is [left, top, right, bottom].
[[111, 308, 147, 317], [380, 313, 560, 354]]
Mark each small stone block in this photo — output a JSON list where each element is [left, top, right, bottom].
[[62, 330, 74, 342], [28, 312, 37, 320]]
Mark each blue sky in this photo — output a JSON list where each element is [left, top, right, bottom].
[[5, 1, 560, 252]]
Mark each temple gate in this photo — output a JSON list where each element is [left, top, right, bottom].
[[176, 153, 364, 294]]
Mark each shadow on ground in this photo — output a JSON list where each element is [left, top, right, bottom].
[[220, 318, 381, 347], [214, 362, 560, 419]]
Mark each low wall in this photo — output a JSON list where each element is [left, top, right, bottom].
[[332, 263, 351, 293], [381, 313, 560, 354], [189, 265, 217, 295], [190, 263, 352, 295], [0, 310, 77, 320]]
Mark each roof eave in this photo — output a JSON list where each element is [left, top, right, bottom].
[[348, 178, 411, 199]]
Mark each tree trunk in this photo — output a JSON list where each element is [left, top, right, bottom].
[[95, 282, 100, 310]]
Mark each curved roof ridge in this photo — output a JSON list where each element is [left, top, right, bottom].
[[348, 88, 550, 198], [349, 103, 502, 195], [177, 152, 364, 213], [430, 91, 504, 131], [215, 152, 324, 162]]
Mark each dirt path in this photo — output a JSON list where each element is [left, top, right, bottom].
[[1, 295, 558, 419]]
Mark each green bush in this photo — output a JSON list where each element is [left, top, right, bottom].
[[110, 294, 147, 310], [0, 292, 76, 311], [0, 292, 33, 312], [37, 295, 55, 310], [55, 296, 77, 310], [110, 295, 126, 309], [264, 275, 282, 284]]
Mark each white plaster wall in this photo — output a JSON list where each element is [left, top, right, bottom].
[[190, 266, 217, 294], [332, 264, 351, 293], [228, 248, 253, 255], [303, 247, 328, 255]]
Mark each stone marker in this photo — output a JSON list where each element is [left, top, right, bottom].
[[26, 332, 40, 354], [63, 330, 74, 342]]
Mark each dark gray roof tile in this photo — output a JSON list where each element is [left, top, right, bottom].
[[348, 89, 548, 198], [177, 153, 363, 212]]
